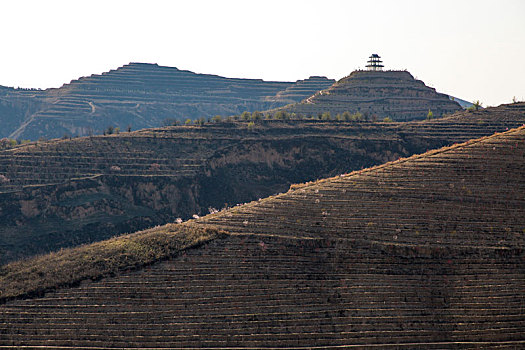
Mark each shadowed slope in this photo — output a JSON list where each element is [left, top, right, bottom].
[[0, 126, 523, 348]]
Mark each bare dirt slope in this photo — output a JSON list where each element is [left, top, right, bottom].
[[1, 125, 523, 348]]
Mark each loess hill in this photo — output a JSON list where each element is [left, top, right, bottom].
[[1, 124, 524, 348], [0, 103, 524, 264], [279, 70, 463, 120], [0, 63, 334, 140]]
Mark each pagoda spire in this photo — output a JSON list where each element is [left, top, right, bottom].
[[366, 54, 384, 71]]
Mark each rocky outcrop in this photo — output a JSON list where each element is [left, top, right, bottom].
[[0, 63, 334, 140], [281, 70, 463, 120]]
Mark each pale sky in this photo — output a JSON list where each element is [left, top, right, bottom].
[[0, 0, 524, 106]]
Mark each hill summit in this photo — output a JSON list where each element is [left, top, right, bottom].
[[281, 69, 462, 120], [0, 63, 334, 140]]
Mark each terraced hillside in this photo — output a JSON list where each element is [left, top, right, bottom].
[[1, 63, 334, 140], [280, 70, 463, 120], [0, 86, 47, 138], [1, 125, 524, 348], [0, 103, 524, 265]]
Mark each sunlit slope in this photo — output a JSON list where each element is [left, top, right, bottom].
[[1, 126, 523, 348]]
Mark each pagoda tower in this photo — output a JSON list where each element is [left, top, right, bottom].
[[366, 54, 384, 71]]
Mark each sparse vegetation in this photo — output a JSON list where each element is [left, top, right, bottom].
[[473, 100, 482, 110], [251, 111, 263, 120], [273, 111, 288, 120], [468, 100, 483, 111], [0, 138, 18, 150], [278, 70, 462, 121], [426, 109, 434, 120], [211, 115, 222, 123], [241, 111, 251, 120], [194, 117, 206, 126]]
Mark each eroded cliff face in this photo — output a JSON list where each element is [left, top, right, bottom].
[[0, 176, 199, 264]]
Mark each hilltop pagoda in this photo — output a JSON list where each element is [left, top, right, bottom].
[[366, 54, 384, 71], [280, 53, 463, 121]]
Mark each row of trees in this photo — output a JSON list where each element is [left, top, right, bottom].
[[102, 125, 132, 135], [219, 110, 369, 122], [163, 110, 403, 127], [0, 138, 31, 150]]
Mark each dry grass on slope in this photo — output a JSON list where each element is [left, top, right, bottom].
[[0, 223, 227, 303]]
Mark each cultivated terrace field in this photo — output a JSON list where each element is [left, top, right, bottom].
[[0, 103, 524, 264], [0, 124, 523, 348]]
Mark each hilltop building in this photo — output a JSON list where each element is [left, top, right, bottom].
[[366, 54, 384, 71], [279, 53, 463, 121]]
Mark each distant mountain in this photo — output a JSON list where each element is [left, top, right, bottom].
[[449, 95, 475, 109], [0, 63, 334, 140], [278, 70, 463, 120]]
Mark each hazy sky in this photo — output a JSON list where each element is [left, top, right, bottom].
[[1, 0, 524, 106]]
